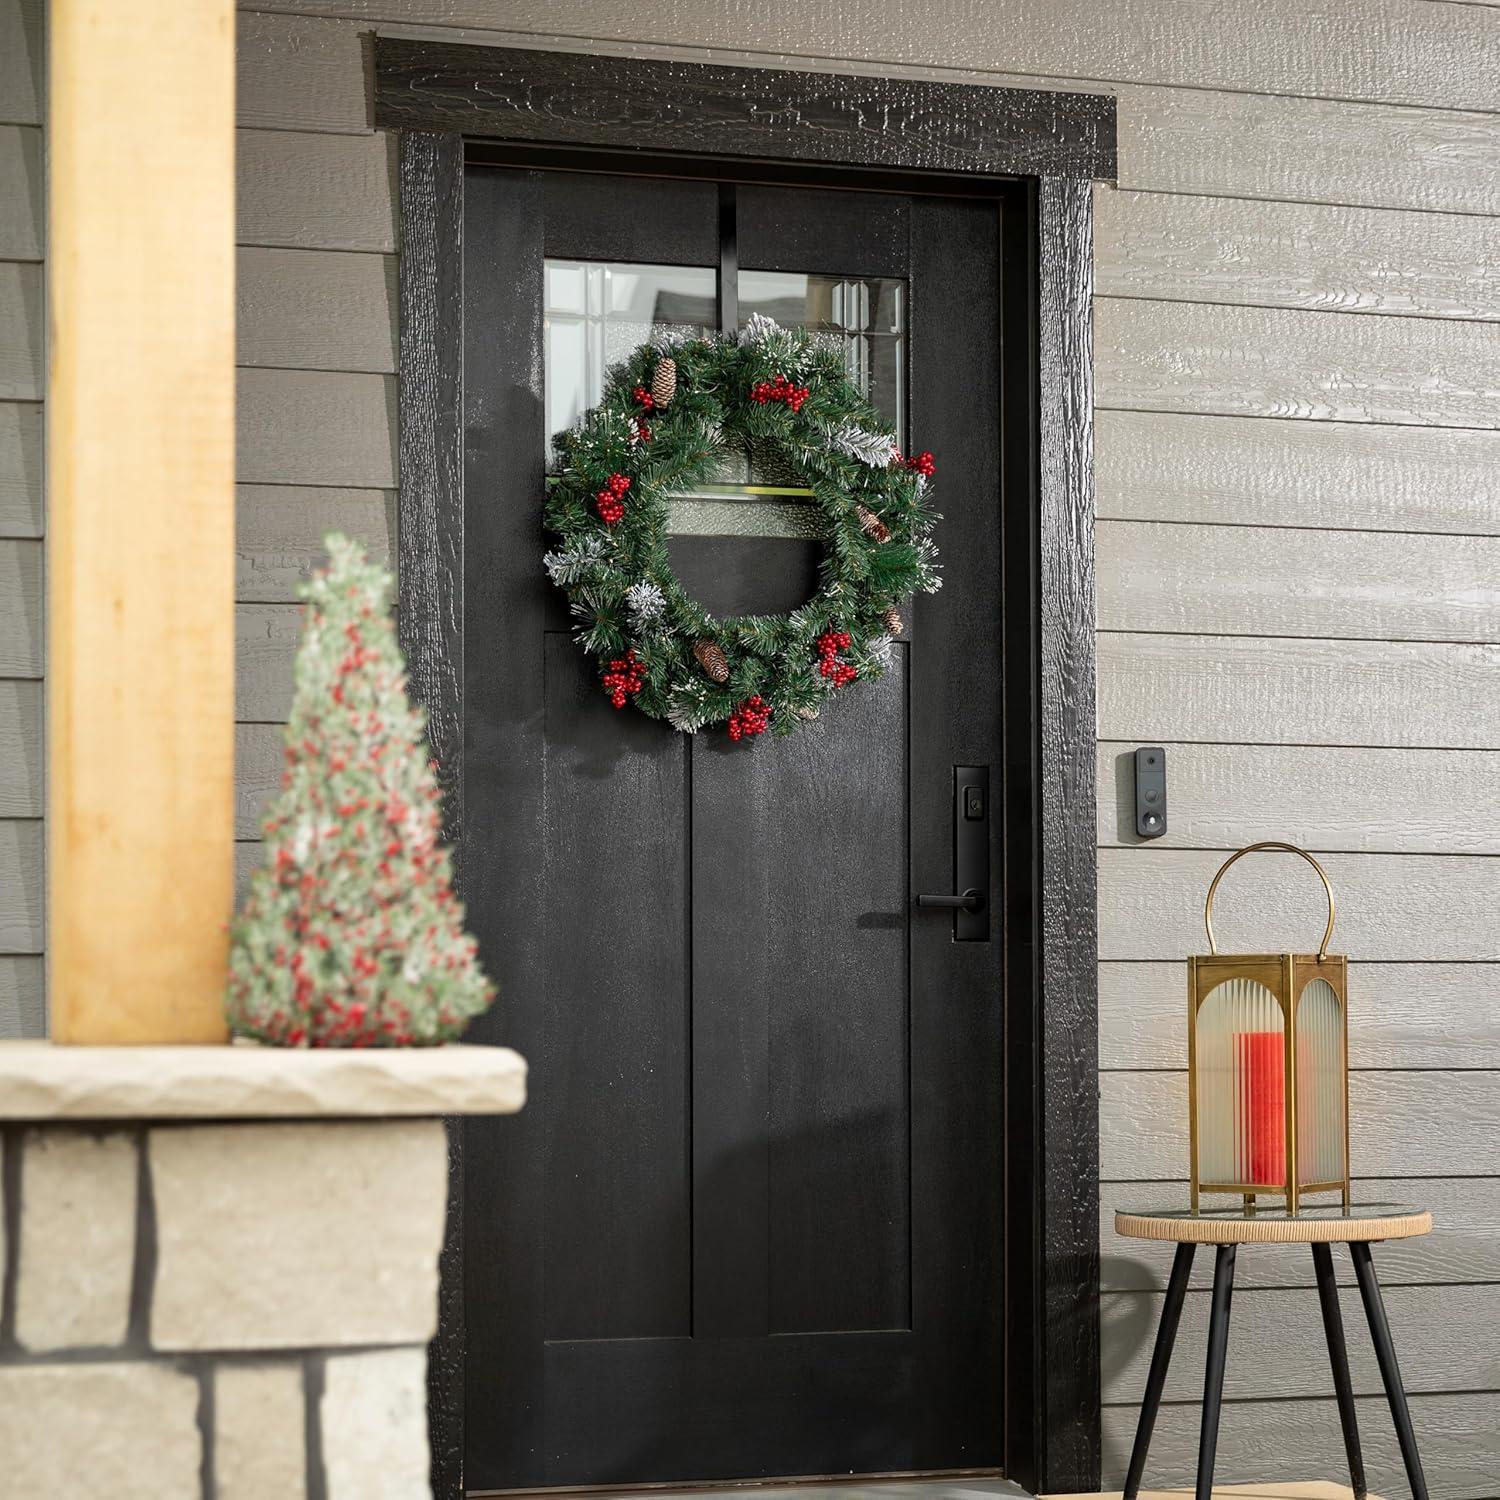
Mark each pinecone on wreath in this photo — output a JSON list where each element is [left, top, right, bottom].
[[651, 356, 678, 409], [856, 504, 891, 543], [693, 637, 730, 684], [882, 605, 904, 637]]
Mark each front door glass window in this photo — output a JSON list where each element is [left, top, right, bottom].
[[738, 271, 904, 435], [544, 259, 715, 472], [543, 259, 906, 541]]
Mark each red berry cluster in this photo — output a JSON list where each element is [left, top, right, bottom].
[[601, 648, 645, 709], [750, 373, 810, 412], [727, 695, 771, 741], [816, 628, 858, 688], [632, 385, 656, 410], [596, 472, 631, 524], [896, 448, 936, 477], [634, 418, 653, 444]]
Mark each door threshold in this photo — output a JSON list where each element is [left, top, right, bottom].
[[476, 1469, 1012, 1499]]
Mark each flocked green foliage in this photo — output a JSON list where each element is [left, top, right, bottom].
[[543, 316, 942, 737], [225, 535, 496, 1046]]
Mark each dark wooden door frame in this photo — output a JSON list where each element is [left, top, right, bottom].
[[375, 38, 1114, 1500]]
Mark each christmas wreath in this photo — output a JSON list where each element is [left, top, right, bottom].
[[543, 314, 942, 740]]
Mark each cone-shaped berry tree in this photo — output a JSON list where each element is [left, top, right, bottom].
[[226, 535, 495, 1046]]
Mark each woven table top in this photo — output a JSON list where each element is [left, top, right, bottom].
[[1115, 1203, 1431, 1244]]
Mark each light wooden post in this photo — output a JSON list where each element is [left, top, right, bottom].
[[48, 0, 236, 1042]]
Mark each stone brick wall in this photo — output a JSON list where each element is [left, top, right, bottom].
[[0, 1117, 448, 1499]]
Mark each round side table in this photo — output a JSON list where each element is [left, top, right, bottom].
[[1114, 1204, 1433, 1500]]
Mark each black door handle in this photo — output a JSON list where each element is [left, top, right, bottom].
[[915, 888, 984, 912]]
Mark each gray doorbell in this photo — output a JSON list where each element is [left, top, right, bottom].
[[1134, 746, 1167, 839]]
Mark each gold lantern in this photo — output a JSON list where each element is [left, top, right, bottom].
[[1188, 842, 1350, 1215]]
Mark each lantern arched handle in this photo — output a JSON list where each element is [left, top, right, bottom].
[[1204, 841, 1336, 961]]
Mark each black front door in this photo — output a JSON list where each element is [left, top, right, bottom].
[[461, 164, 1007, 1492]]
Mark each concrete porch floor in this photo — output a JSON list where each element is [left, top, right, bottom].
[[559, 1480, 1373, 1500], [540, 1483, 1031, 1500], [1048, 1485, 1378, 1500], [561, 1476, 1374, 1500]]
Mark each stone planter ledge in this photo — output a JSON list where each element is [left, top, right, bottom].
[[0, 1039, 527, 1120], [0, 1041, 525, 1495]]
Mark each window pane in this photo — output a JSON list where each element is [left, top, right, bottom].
[[543, 260, 715, 471], [542, 260, 907, 546], [738, 271, 905, 435], [731, 272, 905, 511]]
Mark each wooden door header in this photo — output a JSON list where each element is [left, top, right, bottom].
[[372, 37, 1117, 182]]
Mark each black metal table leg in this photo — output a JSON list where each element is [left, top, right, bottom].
[[1351, 1241, 1430, 1500], [1124, 1242, 1196, 1499], [1196, 1243, 1236, 1500], [1312, 1242, 1367, 1500]]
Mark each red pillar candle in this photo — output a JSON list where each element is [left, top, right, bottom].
[[1236, 1031, 1285, 1185]]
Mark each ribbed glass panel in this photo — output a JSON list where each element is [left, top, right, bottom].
[[1297, 978, 1345, 1183], [738, 272, 905, 435], [1197, 978, 1285, 1187]]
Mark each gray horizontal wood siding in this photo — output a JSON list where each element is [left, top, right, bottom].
[[1103, 1398, 1500, 1500], [1098, 850, 1499, 961], [1101, 962, 1500, 1070], [1095, 742, 1500, 855], [0, 124, 43, 260], [242, 0, 1500, 113], [0, 399, 42, 538], [1097, 409, 1500, 536], [1103, 1282, 1500, 1402], [1095, 189, 1500, 322], [1081, 0, 1500, 1474], [1097, 297, 1500, 427], [237, 248, 398, 373], [0, 0, 41, 1035], [0, 2, 41, 130], [1098, 521, 1500, 641], [1102, 1070, 1500, 1179], [238, 129, 397, 252]]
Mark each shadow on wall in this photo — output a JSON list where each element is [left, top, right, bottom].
[[1103, 755, 1165, 1478], [1099, 1252, 1169, 1483]]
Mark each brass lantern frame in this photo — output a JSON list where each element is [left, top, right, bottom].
[[1188, 842, 1352, 1216]]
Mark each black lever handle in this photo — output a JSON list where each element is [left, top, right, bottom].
[[915, 888, 984, 913]]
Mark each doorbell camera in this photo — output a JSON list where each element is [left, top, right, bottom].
[[1134, 746, 1167, 840]]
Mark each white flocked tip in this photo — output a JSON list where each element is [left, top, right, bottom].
[[739, 311, 781, 344]]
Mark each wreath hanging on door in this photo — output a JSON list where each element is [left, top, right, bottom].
[[542, 315, 942, 740]]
